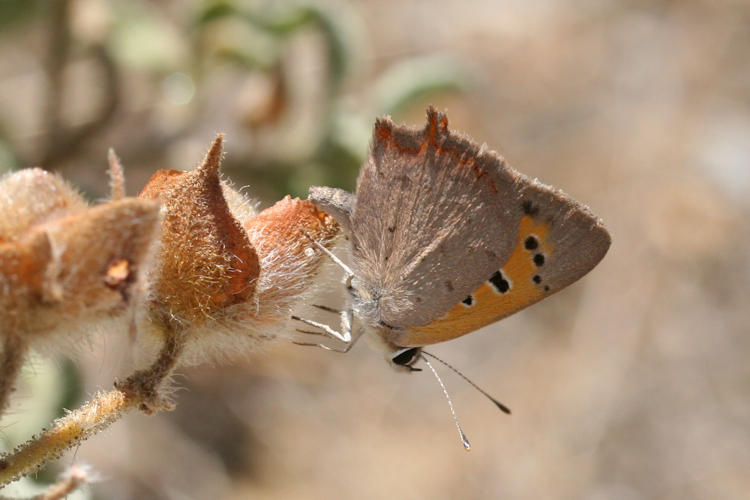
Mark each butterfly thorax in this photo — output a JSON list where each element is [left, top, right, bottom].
[[349, 276, 424, 368], [349, 276, 387, 329]]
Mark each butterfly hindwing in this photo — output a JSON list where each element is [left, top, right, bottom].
[[391, 178, 610, 347]]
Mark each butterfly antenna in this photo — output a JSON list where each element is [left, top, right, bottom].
[[300, 231, 355, 281], [421, 354, 471, 451], [422, 350, 511, 415]]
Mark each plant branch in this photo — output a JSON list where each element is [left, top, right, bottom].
[[39, 0, 120, 168], [41, 0, 71, 155], [0, 334, 184, 487], [0, 387, 134, 487], [114, 332, 184, 414], [34, 464, 89, 500], [0, 464, 91, 500], [40, 42, 121, 168]]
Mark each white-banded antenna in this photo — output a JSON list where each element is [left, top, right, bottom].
[[421, 354, 471, 451], [423, 350, 511, 414]]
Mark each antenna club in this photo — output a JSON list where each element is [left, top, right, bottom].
[[461, 433, 472, 451], [495, 401, 512, 415]]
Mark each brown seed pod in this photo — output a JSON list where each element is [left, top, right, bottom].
[[0, 168, 160, 342], [0, 168, 160, 415], [245, 195, 340, 322], [139, 135, 260, 326], [137, 135, 339, 365]]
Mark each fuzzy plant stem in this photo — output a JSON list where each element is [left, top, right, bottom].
[[33, 464, 89, 500], [0, 334, 184, 486], [0, 463, 91, 500], [0, 387, 134, 486], [0, 334, 26, 418], [114, 332, 184, 414]]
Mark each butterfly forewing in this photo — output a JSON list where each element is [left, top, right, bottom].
[[350, 108, 524, 329]]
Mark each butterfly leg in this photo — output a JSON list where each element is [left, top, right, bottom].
[[292, 325, 363, 352], [290, 315, 351, 343], [291, 306, 361, 353], [292, 339, 353, 353], [312, 304, 341, 314]]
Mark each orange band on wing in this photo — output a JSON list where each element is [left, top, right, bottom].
[[394, 215, 553, 346]]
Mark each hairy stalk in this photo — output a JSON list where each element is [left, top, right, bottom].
[[0, 334, 26, 418], [114, 332, 184, 414], [34, 464, 89, 500], [0, 334, 184, 486], [0, 463, 90, 500], [0, 387, 133, 486]]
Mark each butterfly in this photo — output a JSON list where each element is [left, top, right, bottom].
[[295, 106, 610, 447], [299, 106, 609, 368]]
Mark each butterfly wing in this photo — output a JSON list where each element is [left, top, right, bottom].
[[389, 178, 611, 347], [350, 107, 524, 329]]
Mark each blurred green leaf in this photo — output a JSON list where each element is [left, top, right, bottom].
[[110, 4, 187, 71], [271, 4, 358, 90], [0, 0, 43, 31], [56, 358, 83, 418], [0, 138, 19, 174], [206, 18, 281, 70], [209, 2, 360, 91], [195, 0, 238, 26], [215, 45, 276, 70], [371, 56, 470, 116]]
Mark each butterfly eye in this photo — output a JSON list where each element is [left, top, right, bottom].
[[391, 347, 422, 371]]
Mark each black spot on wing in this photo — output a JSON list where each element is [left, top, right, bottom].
[[524, 236, 538, 250], [533, 253, 545, 267], [489, 270, 510, 294]]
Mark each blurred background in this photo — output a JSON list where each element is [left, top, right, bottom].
[[1, 0, 748, 498]]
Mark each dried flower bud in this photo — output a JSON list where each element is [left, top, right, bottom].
[[36, 198, 161, 334], [0, 169, 160, 342], [0, 168, 87, 241], [245, 196, 339, 322], [137, 135, 339, 364], [139, 134, 260, 325]]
